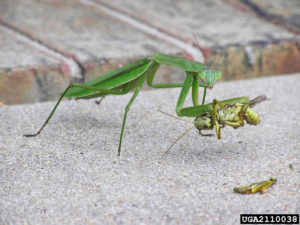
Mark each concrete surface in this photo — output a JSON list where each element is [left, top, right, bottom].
[[96, 0, 294, 46], [0, 74, 299, 224], [0, 0, 300, 104]]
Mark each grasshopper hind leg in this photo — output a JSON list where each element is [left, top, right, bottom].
[[198, 130, 214, 137]]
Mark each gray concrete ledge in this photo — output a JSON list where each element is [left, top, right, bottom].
[[0, 74, 299, 224]]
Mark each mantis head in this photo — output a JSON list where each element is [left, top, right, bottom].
[[199, 70, 222, 89]]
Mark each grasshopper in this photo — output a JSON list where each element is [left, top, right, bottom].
[[24, 53, 222, 155], [193, 95, 269, 139], [162, 95, 269, 154], [234, 178, 277, 194]]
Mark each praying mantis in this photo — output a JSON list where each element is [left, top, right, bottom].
[[24, 53, 222, 155]]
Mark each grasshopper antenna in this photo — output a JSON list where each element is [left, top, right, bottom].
[[164, 126, 195, 156], [158, 110, 193, 124], [158, 110, 195, 155]]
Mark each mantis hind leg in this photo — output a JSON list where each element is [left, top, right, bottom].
[[24, 83, 129, 138], [118, 73, 148, 155], [94, 81, 137, 105]]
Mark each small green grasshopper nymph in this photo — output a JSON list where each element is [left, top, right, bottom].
[[233, 178, 277, 194], [194, 95, 269, 138]]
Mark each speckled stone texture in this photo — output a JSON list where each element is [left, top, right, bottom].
[[1, 74, 299, 224]]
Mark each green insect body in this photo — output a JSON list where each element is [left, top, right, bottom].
[[213, 103, 260, 126], [193, 95, 268, 138], [194, 113, 212, 130], [24, 53, 222, 155], [234, 178, 277, 194], [216, 104, 244, 126], [162, 95, 268, 155], [244, 107, 260, 125]]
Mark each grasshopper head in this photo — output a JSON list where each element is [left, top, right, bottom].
[[194, 114, 213, 130], [269, 177, 277, 184], [199, 70, 222, 89]]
